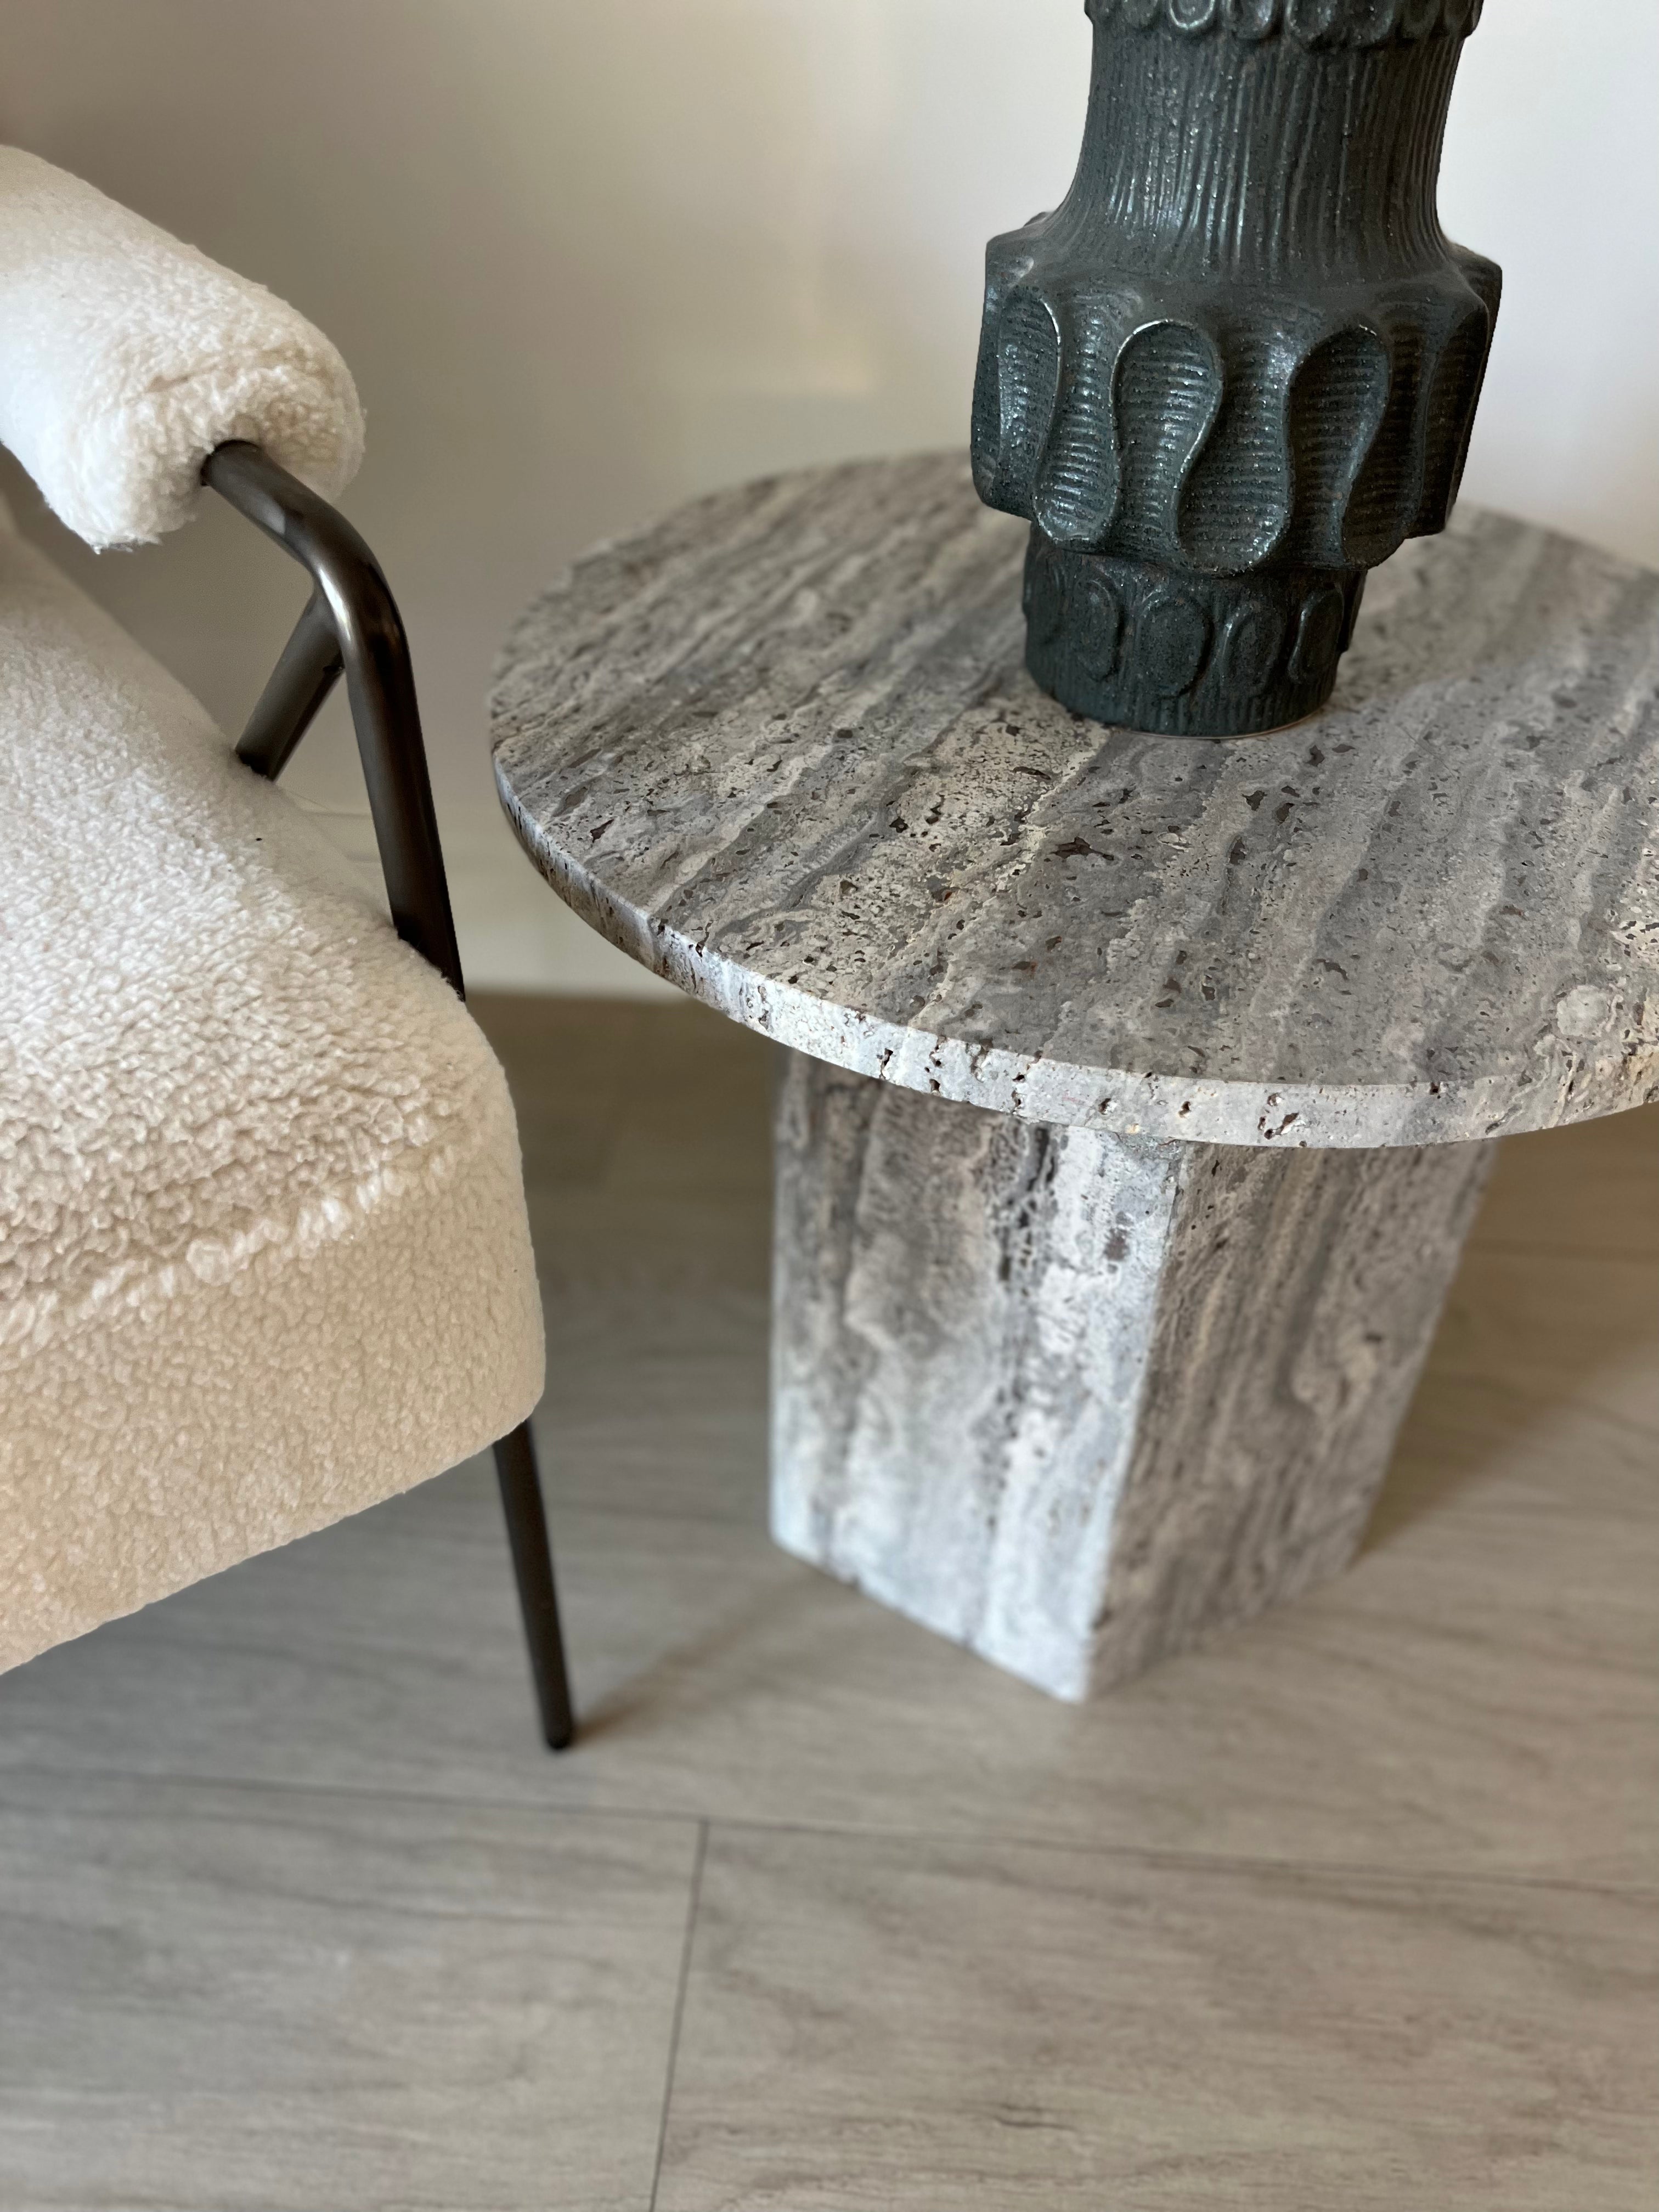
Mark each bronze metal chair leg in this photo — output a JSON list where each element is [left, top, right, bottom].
[[206, 441, 575, 1749]]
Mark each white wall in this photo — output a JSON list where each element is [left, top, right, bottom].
[[4, 0, 1655, 994]]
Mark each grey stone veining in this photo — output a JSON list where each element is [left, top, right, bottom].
[[491, 459, 1657, 1700], [772, 1052, 1494, 1700], [492, 455, 1659, 1149]]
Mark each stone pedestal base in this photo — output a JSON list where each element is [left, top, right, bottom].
[[771, 1053, 1493, 1702]]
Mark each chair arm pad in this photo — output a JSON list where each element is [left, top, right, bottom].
[[0, 147, 364, 549]]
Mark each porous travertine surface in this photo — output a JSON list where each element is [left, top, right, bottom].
[[771, 1053, 1492, 1701], [494, 455, 1658, 1150]]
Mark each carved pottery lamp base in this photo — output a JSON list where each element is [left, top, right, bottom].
[[1023, 543, 1367, 738], [974, 0, 1500, 737]]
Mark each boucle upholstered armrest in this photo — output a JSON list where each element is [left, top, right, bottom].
[[0, 147, 363, 549]]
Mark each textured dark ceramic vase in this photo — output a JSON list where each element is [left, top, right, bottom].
[[972, 0, 1500, 737]]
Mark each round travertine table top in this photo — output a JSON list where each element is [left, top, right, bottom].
[[491, 455, 1659, 1149]]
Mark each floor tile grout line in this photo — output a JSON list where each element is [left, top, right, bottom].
[[1465, 1234, 1659, 1261], [1401, 1388, 1659, 1447], [703, 1815, 1659, 1900], [0, 1758, 1651, 1906], [650, 1818, 708, 2212]]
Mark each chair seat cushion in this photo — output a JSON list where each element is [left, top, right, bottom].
[[0, 512, 544, 1672]]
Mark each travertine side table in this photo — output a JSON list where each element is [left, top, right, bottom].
[[492, 456, 1659, 1701]]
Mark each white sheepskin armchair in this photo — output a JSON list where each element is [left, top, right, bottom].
[[0, 153, 549, 1684]]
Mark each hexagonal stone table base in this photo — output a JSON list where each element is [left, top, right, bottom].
[[772, 1052, 1494, 1701]]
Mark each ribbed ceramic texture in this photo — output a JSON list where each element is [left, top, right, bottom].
[[973, 0, 1498, 731]]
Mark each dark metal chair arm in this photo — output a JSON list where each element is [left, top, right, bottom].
[[201, 440, 574, 1750], [201, 441, 465, 997]]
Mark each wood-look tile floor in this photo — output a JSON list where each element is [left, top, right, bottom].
[[2, 997, 1654, 2210]]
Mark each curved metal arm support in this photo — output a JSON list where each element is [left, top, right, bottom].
[[202, 441, 464, 997], [235, 586, 343, 782], [202, 442, 574, 1750]]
